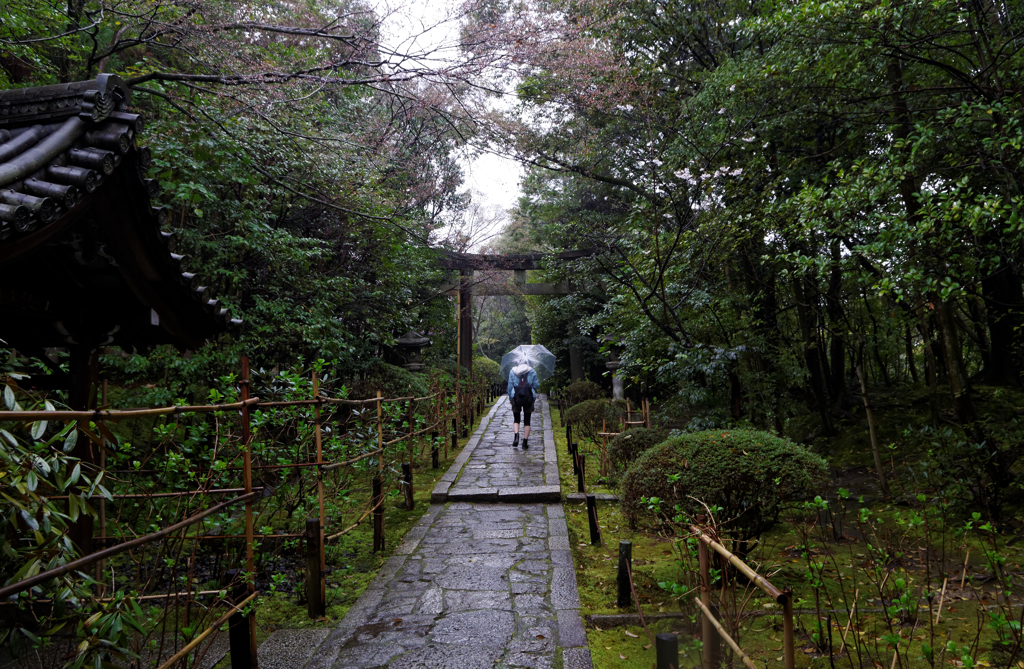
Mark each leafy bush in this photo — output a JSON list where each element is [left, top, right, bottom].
[[351, 359, 431, 399], [473, 356, 504, 388], [924, 419, 1024, 522], [609, 427, 668, 477], [1, 381, 146, 666], [565, 379, 604, 406], [565, 399, 625, 444], [621, 430, 829, 540]]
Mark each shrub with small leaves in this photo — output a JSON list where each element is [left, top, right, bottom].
[[564, 379, 604, 406], [608, 427, 668, 477], [565, 399, 625, 444], [620, 429, 829, 540]]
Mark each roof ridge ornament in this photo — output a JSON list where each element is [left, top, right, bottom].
[[0, 74, 130, 127]]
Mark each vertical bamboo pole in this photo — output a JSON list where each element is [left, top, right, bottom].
[[601, 418, 608, 477], [783, 591, 795, 669], [96, 379, 108, 595], [374, 390, 384, 552], [312, 370, 325, 608], [699, 539, 720, 669], [407, 387, 414, 507], [239, 356, 258, 668]]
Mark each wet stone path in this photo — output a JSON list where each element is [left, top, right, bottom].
[[303, 395, 592, 669]]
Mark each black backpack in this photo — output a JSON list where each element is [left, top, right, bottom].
[[514, 371, 532, 406]]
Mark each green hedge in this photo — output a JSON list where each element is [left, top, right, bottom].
[[565, 399, 625, 444], [473, 356, 504, 388], [621, 430, 828, 540], [565, 379, 604, 406], [608, 427, 668, 479]]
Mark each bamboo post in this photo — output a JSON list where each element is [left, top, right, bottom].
[[402, 463, 414, 509], [374, 390, 384, 552], [617, 540, 632, 607], [305, 518, 323, 618], [699, 540, 721, 669], [96, 378, 108, 595], [226, 569, 252, 669], [656, 633, 679, 669], [312, 370, 326, 609], [451, 417, 457, 457], [783, 590, 795, 669], [577, 454, 586, 493], [587, 494, 600, 545], [601, 418, 608, 477], [407, 389, 414, 502], [239, 356, 258, 668]]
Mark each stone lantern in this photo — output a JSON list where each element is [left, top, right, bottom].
[[601, 335, 625, 400], [396, 331, 431, 372]]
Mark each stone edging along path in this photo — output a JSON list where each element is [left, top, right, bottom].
[[300, 394, 594, 669]]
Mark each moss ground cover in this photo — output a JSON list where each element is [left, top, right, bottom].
[[553, 398, 1024, 669]]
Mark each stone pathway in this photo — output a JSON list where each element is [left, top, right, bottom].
[[302, 394, 592, 669]]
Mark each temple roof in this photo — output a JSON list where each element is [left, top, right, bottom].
[[0, 75, 238, 354]]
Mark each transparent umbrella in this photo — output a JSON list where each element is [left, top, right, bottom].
[[500, 345, 557, 382]]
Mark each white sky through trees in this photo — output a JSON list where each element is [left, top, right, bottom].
[[377, 0, 524, 229]]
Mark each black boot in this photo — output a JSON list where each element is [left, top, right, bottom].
[[522, 438, 529, 450], [512, 433, 519, 448]]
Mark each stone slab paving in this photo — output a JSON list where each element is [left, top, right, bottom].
[[433, 395, 560, 504], [302, 394, 592, 669]]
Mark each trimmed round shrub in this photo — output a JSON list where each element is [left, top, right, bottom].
[[609, 427, 668, 476], [565, 399, 625, 443], [565, 379, 603, 406], [621, 430, 829, 539], [473, 356, 504, 387]]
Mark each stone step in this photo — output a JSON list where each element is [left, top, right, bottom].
[[565, 492, 619, 503], [256, 628, 330, 669]]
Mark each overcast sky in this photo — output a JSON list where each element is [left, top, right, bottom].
[[378, 0, 525, 218]]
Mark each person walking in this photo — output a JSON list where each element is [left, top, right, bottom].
[[508, 359, 540, 449]]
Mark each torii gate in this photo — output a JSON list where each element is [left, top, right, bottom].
[[437, 249, 594, 380]]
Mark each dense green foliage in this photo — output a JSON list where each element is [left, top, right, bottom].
[[620, 430, 829, 539], [607, 427, 668, 479], [472, 356, 505, 388], [564, 380, 605, 406], [478, 0, 1024, 449], [565, 399, 624, 444]]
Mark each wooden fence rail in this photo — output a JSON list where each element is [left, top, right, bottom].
[[0, 356, 493, 669]]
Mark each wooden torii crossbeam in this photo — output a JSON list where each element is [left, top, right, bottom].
[[437, 248, 596, 376]]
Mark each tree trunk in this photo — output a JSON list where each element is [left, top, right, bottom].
[[825, 240, 847, 403], [794, 276, 834, 434], [936, 297, 980, 428], [981, 260, 1024, 387]]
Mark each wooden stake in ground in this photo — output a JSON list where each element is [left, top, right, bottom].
[[935, 578, 948, 624], [838, 590, 858, 655], [239, 356, 259, 668], [855, 364, 890, 496], [312, 370, 326, 611]]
